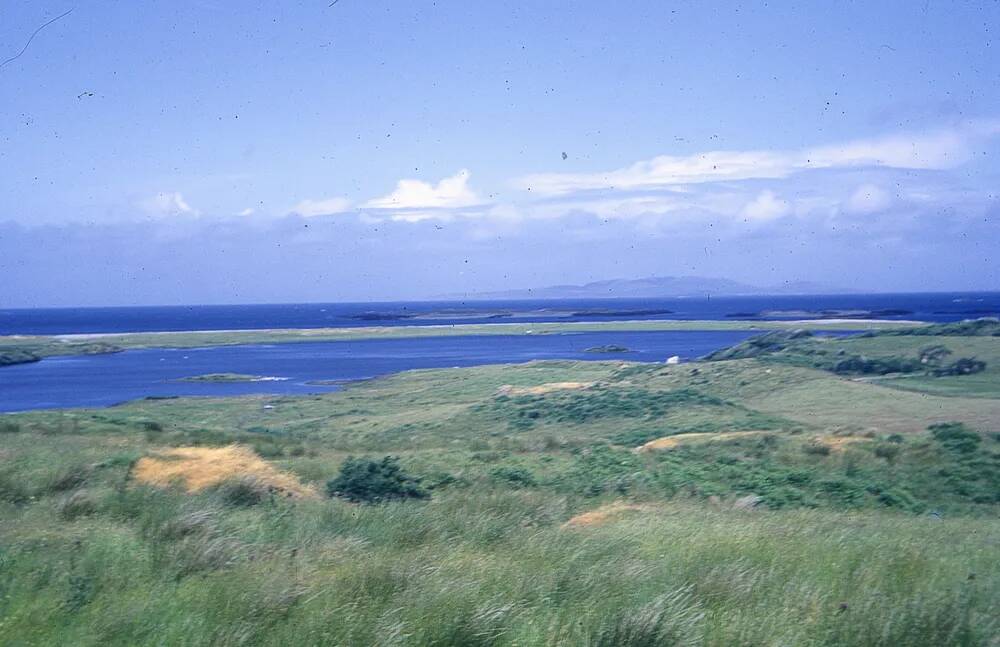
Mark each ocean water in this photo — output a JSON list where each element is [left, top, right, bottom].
[[1, 293, 995, 412], [1, 330, 764, 412], [1, 292, 997, 335]]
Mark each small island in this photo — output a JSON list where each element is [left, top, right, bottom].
[[583, 344, 633, 354], [175, 373, 288, 383]]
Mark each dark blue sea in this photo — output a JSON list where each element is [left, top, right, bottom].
[[0, 293, 996, 412]]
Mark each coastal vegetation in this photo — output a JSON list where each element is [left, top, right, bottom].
[[0, 347, 40, 367], [0, 322, 997, 644], [703, 321, 995, 392], [0, 340, 121, 366]]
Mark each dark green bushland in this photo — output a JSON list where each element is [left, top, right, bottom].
[[326, 456, 429, 503]]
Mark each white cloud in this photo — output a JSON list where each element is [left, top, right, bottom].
[[238, 207, 255, 216], [140, 192, 197, 217], [742, 190, 790, 221], [514, 122, 1000, 196], [845, 184, 893, 214], [365, 169, 481, 210], [292, 197, 352, 217]]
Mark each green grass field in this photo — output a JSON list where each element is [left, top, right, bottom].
[[0, 326, 997, 645]]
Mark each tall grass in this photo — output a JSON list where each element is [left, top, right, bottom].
[[1, 484, 996, 646], [1, 351, 998, 645]]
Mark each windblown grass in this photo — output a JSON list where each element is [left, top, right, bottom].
[[0, 488, 995, 646], [0, 330, 997, 645]]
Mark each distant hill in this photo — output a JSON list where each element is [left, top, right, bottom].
[[443, 276, 849, 300]]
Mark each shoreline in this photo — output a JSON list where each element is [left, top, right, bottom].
[[42, 317, 922, 341], [0, 318, 925, 368]]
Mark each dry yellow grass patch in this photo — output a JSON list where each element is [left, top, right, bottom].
[[132, 445, 317, 498], [635, 430, 773, 453], [812, 435, 873, 451], [497, 381, 593, 396], [562, 501, 652, 528]]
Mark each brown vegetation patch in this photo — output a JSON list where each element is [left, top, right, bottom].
[[562, 501, 652, 528], [635, 431, 774, 453], [814, 435, 873, 451], [497, 381, 594, 396], [132, 445, 317, 498]]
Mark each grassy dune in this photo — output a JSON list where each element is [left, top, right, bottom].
[[1, 328, 998, 645]]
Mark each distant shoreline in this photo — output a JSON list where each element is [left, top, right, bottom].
[[44, 318, 921, 342], [0, 318, 926, 368]]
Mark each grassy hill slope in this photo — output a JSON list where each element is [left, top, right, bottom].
[[1, 327, 997, 645]]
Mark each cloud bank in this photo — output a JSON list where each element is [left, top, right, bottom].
[[3, 121, 997, 306], [514, 122, 1000, 196]]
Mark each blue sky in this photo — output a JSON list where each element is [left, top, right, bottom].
[[2, 0, 998, 306]]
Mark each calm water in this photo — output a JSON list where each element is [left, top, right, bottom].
[[0, 331, 762, 412], [2, 293, 995, 412], [1, 293, 997, 335]]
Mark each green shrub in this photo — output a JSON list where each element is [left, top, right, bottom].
[[486, 388, 725, 429], [215, 476, 270, 507], [803, 441, 831, 456], [930, 422, 981, 454], [918, 344, 952, 365], [326, 456, 428, 503], [57, 490, 97, 520], [0, 420, 22, 433], [873, 443, 901, 462], [490, 466, 537, 488], [930, 357, 987, 377], [831, 354, 922, 376]]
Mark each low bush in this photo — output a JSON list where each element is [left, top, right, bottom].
[[930, 422, 981, 454], [831, 354, 923, 376], [215, 476, 270, 507], [57, 490, 97, 520], [0, 420, 22, 433], [930, 357, 987, 377], [490, 466, 537, 488], [326, 456, 428, 503], [873, 443, 901, 462], [486, 388, 725, 429], [802, 441, 832, 456]]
